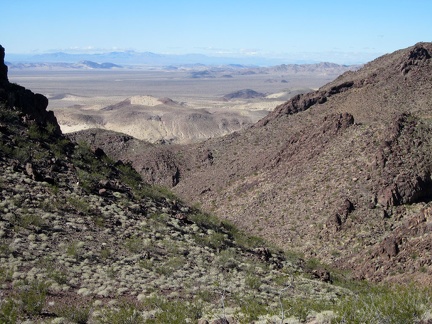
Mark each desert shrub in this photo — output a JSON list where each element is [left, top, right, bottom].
[[139, 259, 153, 270], [66, 241, 83, 260], [99, 247, 111, 260], [280, 298, 333, 322], [45, 122, 58, 135], [93, 215, 106, 227], [0, 266, 13, 284], [284, 249, 304, 264], [50, 137, 72, 158], [215, 249, 239, 270], [16, 213, 45, 228], [194, 231, 228, 252], [117, 163, 142, 191], [148, 212, 170, 223], [50, 269, 68, 285], [221, 220, 266, 249], [333, 284, 432, 323], [99, 303, 144, 324], [116, 163, 174, 200], [28, 123, 49, 141], [0, 298, 19, 324], [155, 256, 184, 276], [76, 168, 98, 192], [73, 142, 113, 192], [152, 185, 178, 200], [27, 122, 58, 142], [36, 257, 68, 284], [54, 304, 91, 324], [189, 212, 221, 231], [19, 280, 50, 316], [206, 232, 228, 251], [67, 196, 91, 214], [0, 243, 12, 258], [8, 141, 32, 163], [139, 183, 178, 201], [0, 142, 13, 157], [124, 236, 145, 254], [234, 232, 266, 250], [235, 295, 269, 322], [0, 104, 19, 123], [143, 296, 202, 323], [196, 289, 218, 303], [245, 274, 261, 290], [303, 257, 324, 273]]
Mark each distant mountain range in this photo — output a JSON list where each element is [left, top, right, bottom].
[[5, 60, 123, 70], [5, 50, 338, 67]]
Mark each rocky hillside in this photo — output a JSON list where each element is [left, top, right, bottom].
[[0, 44, 315, 323], [74, 42, 432, 286], [2, 44, 418, 324], [3, 43, 432, 323]]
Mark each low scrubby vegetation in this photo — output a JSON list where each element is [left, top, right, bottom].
[[1, 102, 432, 323]]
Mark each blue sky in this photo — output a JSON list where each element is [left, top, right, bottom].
[[1, 0, 431, 64]]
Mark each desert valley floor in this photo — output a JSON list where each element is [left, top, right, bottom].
[[8, 66, 349, 143]]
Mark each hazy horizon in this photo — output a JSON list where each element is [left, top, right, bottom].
[[2, 0, 431, 65], [4, 50, 369, 66]]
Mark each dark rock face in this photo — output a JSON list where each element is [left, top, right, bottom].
[[326, 198, 355, 231], [0, 45, 61, 134], [355, 206, 432, 281], [321, 112, 354, 134], [400, 44, 431, 75], [375, 113, 432, 208], [380, 237, 400, 259], [0, 45, 8, 83], [256, 80, 355, 127], [311, 268, 332, 283]]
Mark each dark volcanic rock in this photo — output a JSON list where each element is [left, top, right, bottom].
[[0, 45, 7, 83], [256, 81, 355, 127], [376, 113, 432, 208], [400, 43, 431, 75], [0, 45, 61, 133], [326, 198, 355, 231]]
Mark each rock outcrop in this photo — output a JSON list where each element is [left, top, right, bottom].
[[256, 81, 355, 127], [0, 45, 8, 83], [0, 45, 60, 133], [375, 113, 432, 208]]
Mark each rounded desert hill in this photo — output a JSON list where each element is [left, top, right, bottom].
[[223, 89, 266, 100]]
